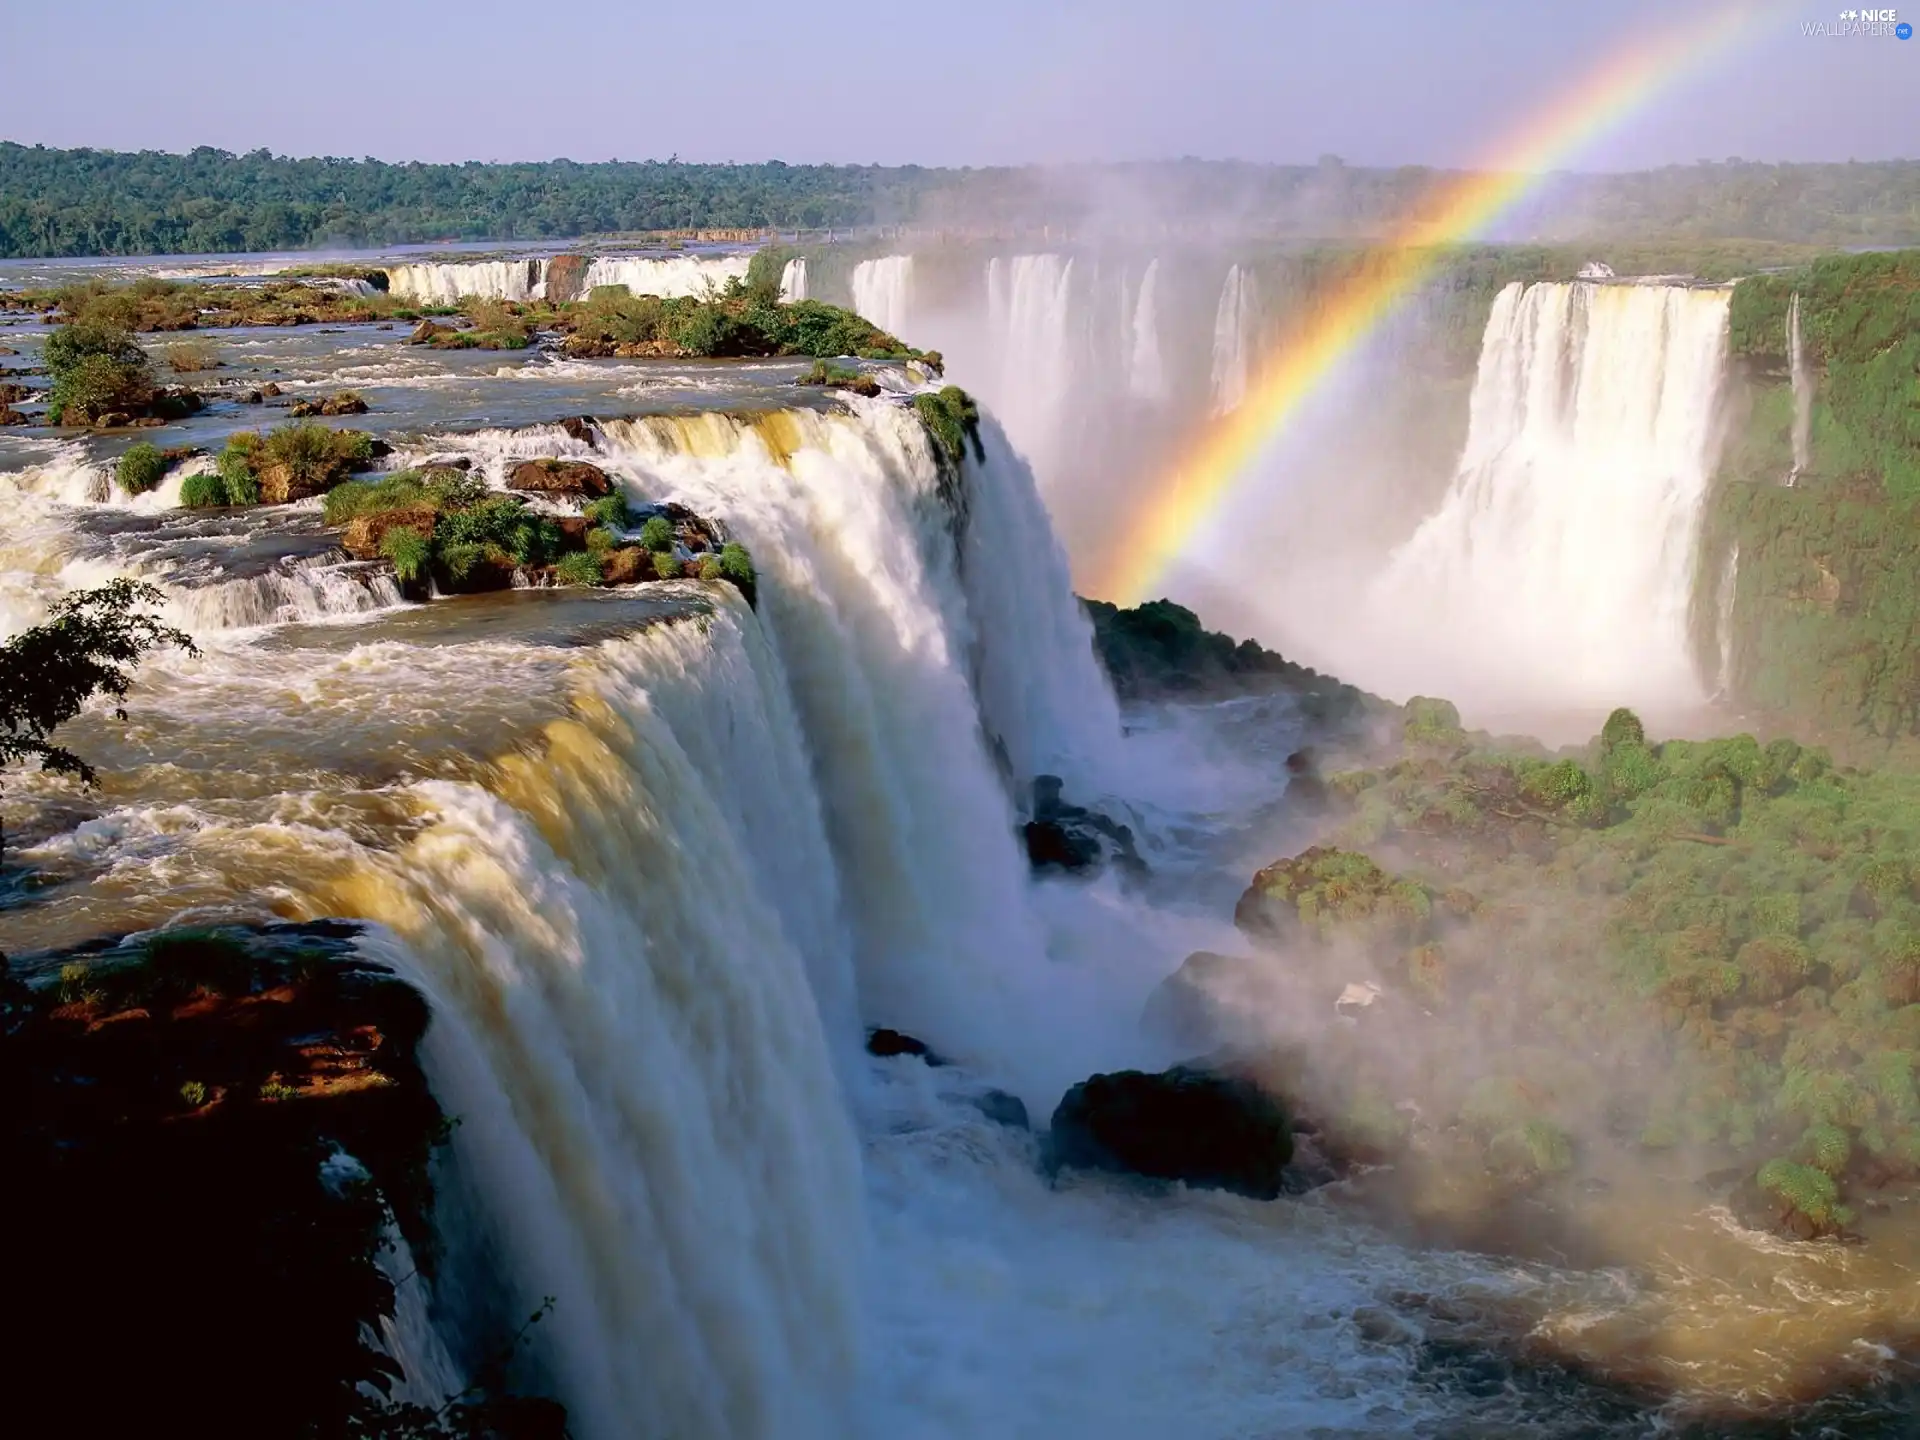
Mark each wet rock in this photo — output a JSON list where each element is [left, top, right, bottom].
[[972, 1089, 1030, 1130], [866, 1027, 949, 1066], [0, 925, 457, 1436], [1286, 748, 1332, 813], [0, 406, 29, 426], [260, 382, 282, 398], [93, 412, 131, 429], [1142, 950, 1278, 1051], [290, 391, 369, 418], [0, 381, 32, 404], [239, 389, 264, 405], [507, 457, 612, 499], [341, 505, 436, 561], [559, 415, 597, 448], [405, 319, 451, 346], [1022, 774, 1145, 878], [1048, 1062, 1293, 1200], [600, 546, 652, 585], [544, 254, 592, 305]]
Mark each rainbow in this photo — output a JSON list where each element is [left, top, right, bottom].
[[1095, 2, 1774, 604]]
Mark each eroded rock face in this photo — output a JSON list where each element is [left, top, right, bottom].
[[507, 457, 612, 498], [342, 504, 436, 561], [1048, 1063, 1293, 1199], [0, 923, 453, 1436]]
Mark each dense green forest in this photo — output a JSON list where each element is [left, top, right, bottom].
[[3, 143, 1920, 259], [0, 144, 945, 257]]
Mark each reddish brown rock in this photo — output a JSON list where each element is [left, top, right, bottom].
[[341, 505, 437, 561], [507, 457, 612, 498]]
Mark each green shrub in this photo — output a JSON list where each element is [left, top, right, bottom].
[[638, 515, 674, 552], [721, 545, 756, 606], [1757, 1157, 1851, 1228], [1599, 707, 1646, 753], [381, 529, 431, 583], [912, 385, 984, 469], [1403, 696, 1464, 746], [178, 1080, 207, 1109], [116, 442, 168, 495], [555, 551, 604, 586], [698, 557, 722, 581], [582, 494, 634, 530], [436, 495, 558, 567], [651, 551, 679, 580], [178, 472, 231, 508], [45, 319, 147, 379]]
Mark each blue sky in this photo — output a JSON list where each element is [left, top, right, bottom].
[[1, 0, 1913, 168]]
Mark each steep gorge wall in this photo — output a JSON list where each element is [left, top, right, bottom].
[[1703, 252, 1920, 741]]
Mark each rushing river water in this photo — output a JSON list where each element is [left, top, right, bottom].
[[3, 258, 1918, 1438]]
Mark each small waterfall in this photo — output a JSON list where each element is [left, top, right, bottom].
[[164, 554, 406, 634], [1127, 259, 1169, 401], [1712, 542, 1740, 697], [1787, 292, 1813, 486], [779, 257, 808, 302], [385, 259, 547, 303], [1367, 280, 1733, 710], [1209, 264, 1259, 414], [848, 256, 914, 336], [578, 254, 751, 298], [985, 255, 1079, 481]]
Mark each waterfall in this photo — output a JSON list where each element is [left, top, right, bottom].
[[1127, 259, 1169, 401], [385, 259, 547, 303], [1209, 264, 1258, 414], [1713, 542, 1740, 697], [334, 602, 866, 1440], [1366, 280, 1732, 711], [984, 255, 1080, 482], [579, 254, 751, 298], [848, 256, 914, 336], [779, 257, 808, 302], [1787, 292, 1813, 486]]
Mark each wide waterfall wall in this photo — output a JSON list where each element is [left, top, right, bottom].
[[579, 254, 751, 297], [383, 254, 752, 303], [849, 256, 915, 336], [80, 399, 1123, 1440], [1363, 280, 1732, 713], [385, 259, 547, 303]]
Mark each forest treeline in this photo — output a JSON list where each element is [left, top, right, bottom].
[[3, 143, 1919, 259]]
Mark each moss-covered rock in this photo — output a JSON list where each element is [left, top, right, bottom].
[[507, 457, 612, 498]]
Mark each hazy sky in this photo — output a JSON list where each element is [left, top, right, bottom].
[[2, 0, 1914, 170]]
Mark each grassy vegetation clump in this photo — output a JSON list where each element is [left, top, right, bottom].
[[114, 441, 168, 496], [162, 338, 219, 373], [912, 385, 983, 470], [218, 422, 377, 504], [1259, 704, 1920, 1235]]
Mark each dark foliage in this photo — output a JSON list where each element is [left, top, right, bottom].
[[0, 578, 195, 786]]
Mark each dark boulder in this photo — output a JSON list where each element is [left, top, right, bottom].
[[1022, 774, 1145, 878], [972, 1089, 1030, 1130], [1048, 1063, 1293, 1199], [559, 415, 598, 448], [866, 1027, 949, 1066]]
